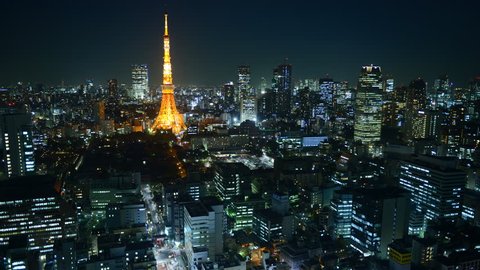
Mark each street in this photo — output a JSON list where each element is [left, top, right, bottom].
[[141, 184, 187, 270]]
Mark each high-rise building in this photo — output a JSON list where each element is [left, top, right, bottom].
[[131, 64, 149, 100], [468, 76, 480, 103], [222, 82, 235, 112], [108, 79, 118, 98], [445, 104, 466, 154], [461, 189, 480, 227], [425, 109, 443, 141], [252, 192, 295, 244], [150, 13, 186, 136], [382, 77, 397, 128], [332, 81, 354, 122], [0, 176, 76, 253], [467, 77, 480, 121], [257, 89, 274, 121], [411, 236, 437, 267], [272, 62, 292, 118], [329, 188, 353, 239], [226, 195, 265, 231], [319, 77, 334, 119], [213, 162, 251, 201], [298, 79, 319, 93], [405, 78, 428, 140], [407, 78, 427, 112], [184, 198, 224, 266], [354, 65, 383, 156], [382, 101, 398, 127], [387, 240, 412, 270], [94, 100, 106, 122], [52, 239, 77, 270], [350, 187, 409, 259], [384, 77, 395, 93], [85, 79, 95, 95], [238, 65, 257, 123], [240, 98, 257, 123], [310, 77, 334, 121], [105, 203, 147, 231], [258, 77, 268, 95], [0, 105, 35, 178], [298, 87, 311, 125], [237, 65, 250, 102], [89, 173, 141, 223], [399, 155, 466, 235], [1, 237, 43, 270], [252, 208, 295, 244], [271, 192, 289, 216], [434, 75, 453, 110]]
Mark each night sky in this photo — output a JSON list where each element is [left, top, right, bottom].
[[1, 0, 479, 87]]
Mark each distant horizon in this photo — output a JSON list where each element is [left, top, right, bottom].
[[1, 68, 477, 90]]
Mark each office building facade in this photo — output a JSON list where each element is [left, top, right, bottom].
[[350, 187, 409, 259], [272, 62, 293, 118], [184, 198, 224, 266], [213, 162, 251, 201], [131, 64, 149, 100], [399, 155, 466, 235], [0, 176, 76, 253], [353, 65, 383, 156], [238, 66, 257, 123], [329, 189, 353, 239], [0, 107, 35, 178]]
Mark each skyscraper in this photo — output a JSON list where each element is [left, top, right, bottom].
[[237, 65, 250, 102], [108, 79, 118, 98], [238, 65, 257, 123], [213, 162, 251, 201], [0, 105, 35, 178], [298, 86, 311, 124], [467, 76, 480, 120], [258, 77, 268, 95], [0, 176, 76, 252], [434, 75, 453, 110], [399, 155, 466, 235], [405, 78, 428, 140], [184, 198, 224, 265], [272, 61, 292, 118], [329, 188, 353, 239], [150, 13, 186, 136], [354, 65, 383, 156], [131, 64, 149, 100], [227, 196, 265, 231], [406, 78, 427, 112], [312, 77, 335, 121], [222, 82, 235, 112], [384, 77, 395, 93], [468, 76, 480, 102], [350, 187, 409, 259]]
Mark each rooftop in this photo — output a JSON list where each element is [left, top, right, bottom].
[[185, 202, 209, 217], [436, 251, 480, 265], [0, 175, 58, 201], [254, 208, 283, 223], [354, 186, 409, 200], [406, 154, 462, 172]]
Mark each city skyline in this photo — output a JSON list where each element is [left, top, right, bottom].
[[1, 0, 480, 86], [2, 1, 480, 268]]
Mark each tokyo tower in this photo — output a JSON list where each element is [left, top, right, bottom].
[[150, 13, 186, 136]]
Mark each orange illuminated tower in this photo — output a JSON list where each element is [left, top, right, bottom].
[[150, 13, 186, 136]]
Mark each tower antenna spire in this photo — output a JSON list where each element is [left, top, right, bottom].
[[150, 11, 186, 136], [164, 12, 168, 36]]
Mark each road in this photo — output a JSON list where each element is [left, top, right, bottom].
[[141, 184, 187, 270]]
